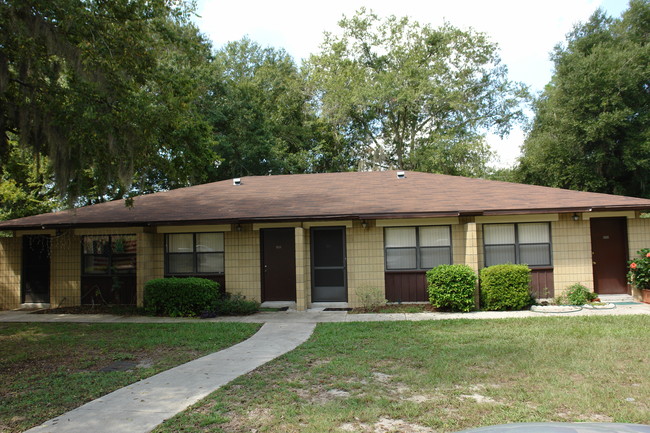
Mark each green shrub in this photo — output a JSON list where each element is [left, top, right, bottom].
[[565, 283, 598, 305], [216, 293, 260, 316], [480, 264, 532, 311], [628, 248, 650, 290], [143, 277, 222, 317], [427, 264, 477, 312]]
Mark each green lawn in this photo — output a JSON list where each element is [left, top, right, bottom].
[[0, 322, 261, 433], [153, 316, 650, 433]]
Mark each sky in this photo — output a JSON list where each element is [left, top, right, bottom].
[[192, 0, 630, 168]]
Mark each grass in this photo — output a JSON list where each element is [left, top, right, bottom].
[[152, 316, 650, 433], [0, 322, 260, 433]]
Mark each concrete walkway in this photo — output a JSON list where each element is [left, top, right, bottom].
[[1, 301, 649, 326], [22, 322, 316, 433]]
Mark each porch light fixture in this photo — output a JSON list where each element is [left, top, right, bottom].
[[361, 220, 367, 229], [572, 213, 580, 221], [236, 224, 242, 231]]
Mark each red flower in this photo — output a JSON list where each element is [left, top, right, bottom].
[[631, 263, 638, 269], [646, 252, 650, 258]]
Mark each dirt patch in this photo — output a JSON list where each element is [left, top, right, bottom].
[[340, 417, 436, 433], [372, 372, 393, 383], [295, 386, 352, 404], [460, 393, 499, 404], [405, 394, 436, 403], [588, 414, 614, 422]]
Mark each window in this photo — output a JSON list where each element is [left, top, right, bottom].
[[82, 235, 137, 275], [384, 226, 451, 270], [165, 233, 224, 275], [483, 223, 551, 267]]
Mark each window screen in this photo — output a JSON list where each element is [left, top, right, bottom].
[[165, 233, 225, 275], [483, 223, 551, 267], [384, 226, 451, 270]]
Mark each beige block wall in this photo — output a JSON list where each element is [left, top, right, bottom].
[[627, 216, 650, 300], [137, 232, 164, 305], [224, 225, 261, 302], [346, 221, 385, 308], [295, 227, 311, 310], [454, 219, 482, 272], [454, 219, 481, 305], [50, 231, 81, 308], [0, 237, 21, 309], [551, 214, 594, 295]]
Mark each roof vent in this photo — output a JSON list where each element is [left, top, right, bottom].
[[396, 171, 406, 179], [233, 178, 242, 186]]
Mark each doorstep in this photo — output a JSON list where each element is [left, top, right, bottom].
[[308, 302, 350, 312]]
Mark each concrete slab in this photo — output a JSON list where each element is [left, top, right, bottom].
[[23, 322, 316, 433]]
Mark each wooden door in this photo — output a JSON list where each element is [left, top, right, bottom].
[[590, 218, 629, 294], [261, 228, 296, 301]]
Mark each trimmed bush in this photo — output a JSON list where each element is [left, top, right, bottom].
[[216, 293, 260, 316], [427, 264, 477, 312], [565, 283, 598, 305], [143, 277, 221, 317], [480, 264, 532, 311]]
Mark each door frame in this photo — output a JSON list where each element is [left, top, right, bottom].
[[590, 217, 629, 295], [260, 228, 297, 302], [310, 226, 347, 302], [21, 235, 51, 304]]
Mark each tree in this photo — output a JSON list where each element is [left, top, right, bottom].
[[0, 138, 58, 220], [205, 38, 352, 180], [516, 0, 650, 197], [0, 0, 216, 203], [306, 8, 527, 174]]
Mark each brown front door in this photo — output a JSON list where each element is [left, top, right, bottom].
[[590, 218, 629, 294], [261, 228, 296, 301]]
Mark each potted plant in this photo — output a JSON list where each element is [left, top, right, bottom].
[[627, 248, 650, 303]]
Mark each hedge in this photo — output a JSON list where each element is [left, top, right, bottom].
[[143, 277, 222, 317], [480, 264, 532, 311], [427, 264, 477, 312]]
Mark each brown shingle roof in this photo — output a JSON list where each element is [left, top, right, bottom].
[[2, 171, 650, 229]]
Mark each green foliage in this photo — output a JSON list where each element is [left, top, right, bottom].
[[565, 283, 598, 305], [307, 8, 527, 173], [0, 0, 217, 203], [480, 264, 532, 311], [516, 1, 650, 197], [215, 293, 260, 316], [426, 264, 477, 312], [0, 139, 59, 220], [143, 278, 222, 317], [628, 248, 650, 290], [207, 38, 352, 180]]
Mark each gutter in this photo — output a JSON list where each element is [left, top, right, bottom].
[[1, 205, 649, 232]]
